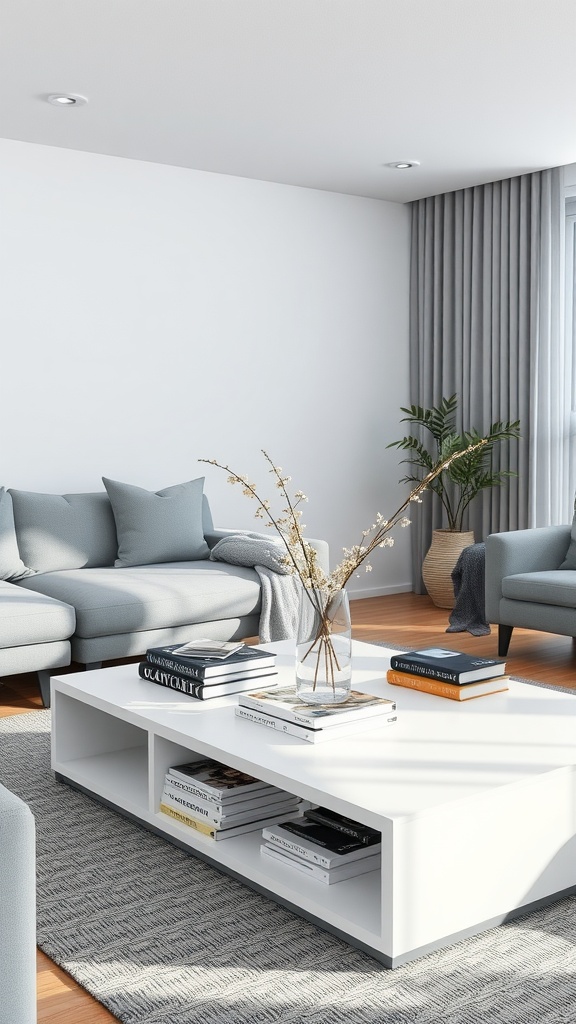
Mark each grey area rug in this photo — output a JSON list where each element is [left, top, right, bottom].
[[1, 699, 576, 1024]]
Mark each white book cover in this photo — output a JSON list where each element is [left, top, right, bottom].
[[240, 685, 396, 730], [260, 843, 381, 884], [160, 802, 302, 840], [235, 705, 397, 742], [161, 785, 301, 827], [167, 757, 282, 800], [165, 775, 295, 815]]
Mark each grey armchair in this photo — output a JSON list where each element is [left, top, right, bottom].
[[485, 525, 576, 656]]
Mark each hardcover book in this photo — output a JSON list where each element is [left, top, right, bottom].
[[302, 807, 380, 844], [389, 648, 506, 684], [159, 801, 300, 840], [386, 669, 509, 701], [167, 757, 282, 800], [165, 774, 295, 815], [235, 705, 397, 742], [239, 686, 396, 730], [138, 660, 277, 698], [161, 783, 301, 827], [262, 821, 382, 867], [146, 644, 276, 680], [260, 843, 381, 884]]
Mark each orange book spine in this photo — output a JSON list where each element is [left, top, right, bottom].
[[386, 669, 507, 701]]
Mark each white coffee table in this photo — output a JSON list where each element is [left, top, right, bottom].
[[51, 639, 576, 968]]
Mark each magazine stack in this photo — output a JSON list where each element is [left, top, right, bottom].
[[159, 755, 301, 840], [260, 807, 381, 884], [138, 639, 278, 700], [235, 684, 397, 743]]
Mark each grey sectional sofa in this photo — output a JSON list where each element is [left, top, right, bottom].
[[0, 478, 328, 706]]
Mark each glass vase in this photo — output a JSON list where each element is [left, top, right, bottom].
[[296, 588, 352, 704]]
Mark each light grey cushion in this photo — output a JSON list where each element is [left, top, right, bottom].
[[103, 477, 210, 568], [0, 488, 35, 582], [9, 489, 118, 573], [0, 580, 75, 648], [18, 561, 260, 638], [502, 570, 576, 609]]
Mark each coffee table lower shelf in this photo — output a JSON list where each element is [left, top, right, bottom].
[[51, 656, 576, 969]]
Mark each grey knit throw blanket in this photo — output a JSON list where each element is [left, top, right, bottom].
[[210, 533, 301, 643], [446, 541, 491, 637]]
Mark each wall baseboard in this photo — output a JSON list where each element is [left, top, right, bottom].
[[347, 582, 413, 601]]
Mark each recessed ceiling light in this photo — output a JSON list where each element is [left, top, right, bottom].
[[47, 94, 88, 106], [386, 160, 421, 170]]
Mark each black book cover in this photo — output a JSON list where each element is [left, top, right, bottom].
[[278, 818, 380, 853], [146, 643, 276, 679], [304, 806, 380, 844], [389, 648, 505, 683]]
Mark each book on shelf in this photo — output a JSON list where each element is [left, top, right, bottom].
[[302, 807, 380, 845], [166, 773, 293, 814], [386, 669, 509, 701], [171, 639, 245, 659], [138, 660, 277, 698], [167, 757, 284, 802], [260, 843, 381, 884], [262, 821, 382, 868], [146, 643, 277, 680], [239, 685, 396, 730], [159, 801, 301, 840], [235, 705, 397, 742], [389, 648, 506, 684], [161, 782, 301, 827]]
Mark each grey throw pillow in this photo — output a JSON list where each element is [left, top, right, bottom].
[[9, 489, 118, 572], [0, 487, 35, 581], [103, 476, 210, 567], [560, 505, 576, 569]]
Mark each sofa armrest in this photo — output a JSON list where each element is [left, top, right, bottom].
[[485, 526, 571, 622], [204, 529, 330, 576], [0, 784, 36, 1024]]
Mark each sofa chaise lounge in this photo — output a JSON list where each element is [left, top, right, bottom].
[[0, 478, 328, 706]]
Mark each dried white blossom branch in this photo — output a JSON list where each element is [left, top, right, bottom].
[[199, 441, 486, 599]]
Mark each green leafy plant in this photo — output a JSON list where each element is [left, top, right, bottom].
[[387, 395, 521, 532]]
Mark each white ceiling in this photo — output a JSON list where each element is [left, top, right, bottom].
[[2, 0, 576, 203]]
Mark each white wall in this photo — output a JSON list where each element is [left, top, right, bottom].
[[0, 139, 411, 597]]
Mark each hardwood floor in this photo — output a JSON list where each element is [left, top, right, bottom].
[[2, 592, 576, 1023]]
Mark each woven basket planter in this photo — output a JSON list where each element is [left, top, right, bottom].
[[422, 529, 475, 609]]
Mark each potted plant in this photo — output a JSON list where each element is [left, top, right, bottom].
[[387, 395, 521, 607]]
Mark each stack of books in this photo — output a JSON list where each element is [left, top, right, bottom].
[[387, 647, 509, 701], [235, 684, 397, 743], [138, 640, 278, 699], [261, 807, 381, 884], [159, 756, 302, 840]]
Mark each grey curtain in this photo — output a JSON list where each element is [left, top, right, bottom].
[[408, 167, 567, 592]]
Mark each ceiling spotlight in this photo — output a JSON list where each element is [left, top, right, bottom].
[[47, 94, 88, 106], [386, 160, 421, 170]]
